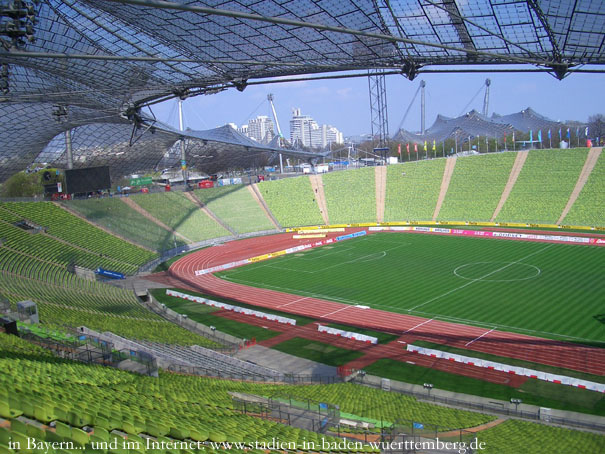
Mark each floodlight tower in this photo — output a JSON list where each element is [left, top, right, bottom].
[[483, 78, 491, 117], [267, 93, 284, 173], [368, 69, 389, 148]]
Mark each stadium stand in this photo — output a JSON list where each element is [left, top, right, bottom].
[[384, 159, 446, 221], [131, 192, 230, 243], [194, 186, 275, 234], [496, 149, 589, 224], [65, 198, 188, 252], [258, 176, 324, 227], [477, 419, 605, 454], [563, 150, 605, 226], [438, 153, 517, 221], [322, 167, 376, 224], [0, 202, 156, 266], [0, 211, 138, 275], [0, 202, 217, 346]]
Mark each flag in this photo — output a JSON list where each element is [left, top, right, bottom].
[[576, 127, 579, 138], [585, 126, 589, 136], [538, 130, 542, 143], [530, 130, 533, 142], [423, 140, 427, 151], [432, 139, 436, 151], [397, 143, 401, 155], [406, 143, 410, 154], [559, 128, 562, 140], [566, 128, 570, 139], [548, 129, 551, 139], [414, 143, 418, 153]]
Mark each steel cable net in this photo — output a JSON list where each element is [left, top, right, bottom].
[[0, 0, 604, 180]]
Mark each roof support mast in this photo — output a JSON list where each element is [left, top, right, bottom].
[[178, 99, 188, 187], [483, 78, 491, 116], [420, 80, 426, 135], [267, 93, 283, 173]]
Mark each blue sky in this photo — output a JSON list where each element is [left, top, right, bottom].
[[150, 69, 605, 139]]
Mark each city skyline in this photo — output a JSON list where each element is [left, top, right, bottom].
[[151, 69, 605, 142]]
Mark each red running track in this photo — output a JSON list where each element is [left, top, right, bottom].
[[168, 230, 605, 377]]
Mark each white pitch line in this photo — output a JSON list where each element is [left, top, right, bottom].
[[408, 243, 555, 312], [465, 328, 496, 346], [403, 318, 434, 334], [321, 305, 352, 318], [277, 296, 310, 308]]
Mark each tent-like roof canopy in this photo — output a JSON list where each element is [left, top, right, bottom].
[[1, 0, 604, 181], [392, 107, 564, 143]]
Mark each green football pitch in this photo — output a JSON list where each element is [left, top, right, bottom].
[[217, 233, 605, 344]]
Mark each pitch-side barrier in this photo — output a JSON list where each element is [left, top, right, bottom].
[[407, 344, 605, 393]]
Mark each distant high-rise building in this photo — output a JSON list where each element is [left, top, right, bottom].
[[246, 115, 274, 143], [290, 108, 343, 148]]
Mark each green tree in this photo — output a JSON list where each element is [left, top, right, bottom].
[[0, 172, 44, 198]]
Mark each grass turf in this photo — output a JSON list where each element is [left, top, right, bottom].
[[364, 359, 605, 416], [151, 287, 315, 326], [271, 337, 364, 367], [217, 232, 605, 344], [150, 288, 281, 341], [326, 323, 399, 345]]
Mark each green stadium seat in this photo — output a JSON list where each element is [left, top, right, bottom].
[[0, 401, 22, 419], [10, 420, 27, 436], [26, 424, 46, 441], [71, 427, 90, 447], [0, 428, 11, 446], [92, 427, 110, 442], [145, 423, 169, 438], [54, 421, 72, 439], [34, 404, 55, 424], [9, 431, 30, 454]]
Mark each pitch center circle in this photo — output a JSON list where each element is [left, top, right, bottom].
[[453, 262, 541, 282]]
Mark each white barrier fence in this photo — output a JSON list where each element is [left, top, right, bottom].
[[317, 324, 377, 344], [166, 290, 296, 326], [407, 345, 605, 393]]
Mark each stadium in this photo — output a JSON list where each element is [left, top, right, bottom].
[[1, 1, 605, 454]]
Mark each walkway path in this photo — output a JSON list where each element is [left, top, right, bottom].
[[491, 150, 528, 221], [309, 174, 329, 225], [183, 191, 236, 236], [433, 157, 457, 220], [249, 183, 282, 229], [557, 147, 603, 224], [120, 197, 191, 243], [375, 166, 387, 223]]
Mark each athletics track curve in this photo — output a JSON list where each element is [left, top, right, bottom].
[[168, 229, 605, 377]]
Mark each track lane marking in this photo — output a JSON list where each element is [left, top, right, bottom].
[[277, 296, 310, 308], [403, 318, 434, 334], [321, 305, 353, 318], [465, 327, 496, 346]]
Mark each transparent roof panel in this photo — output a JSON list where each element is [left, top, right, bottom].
[[0, 0, 603, 181]]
